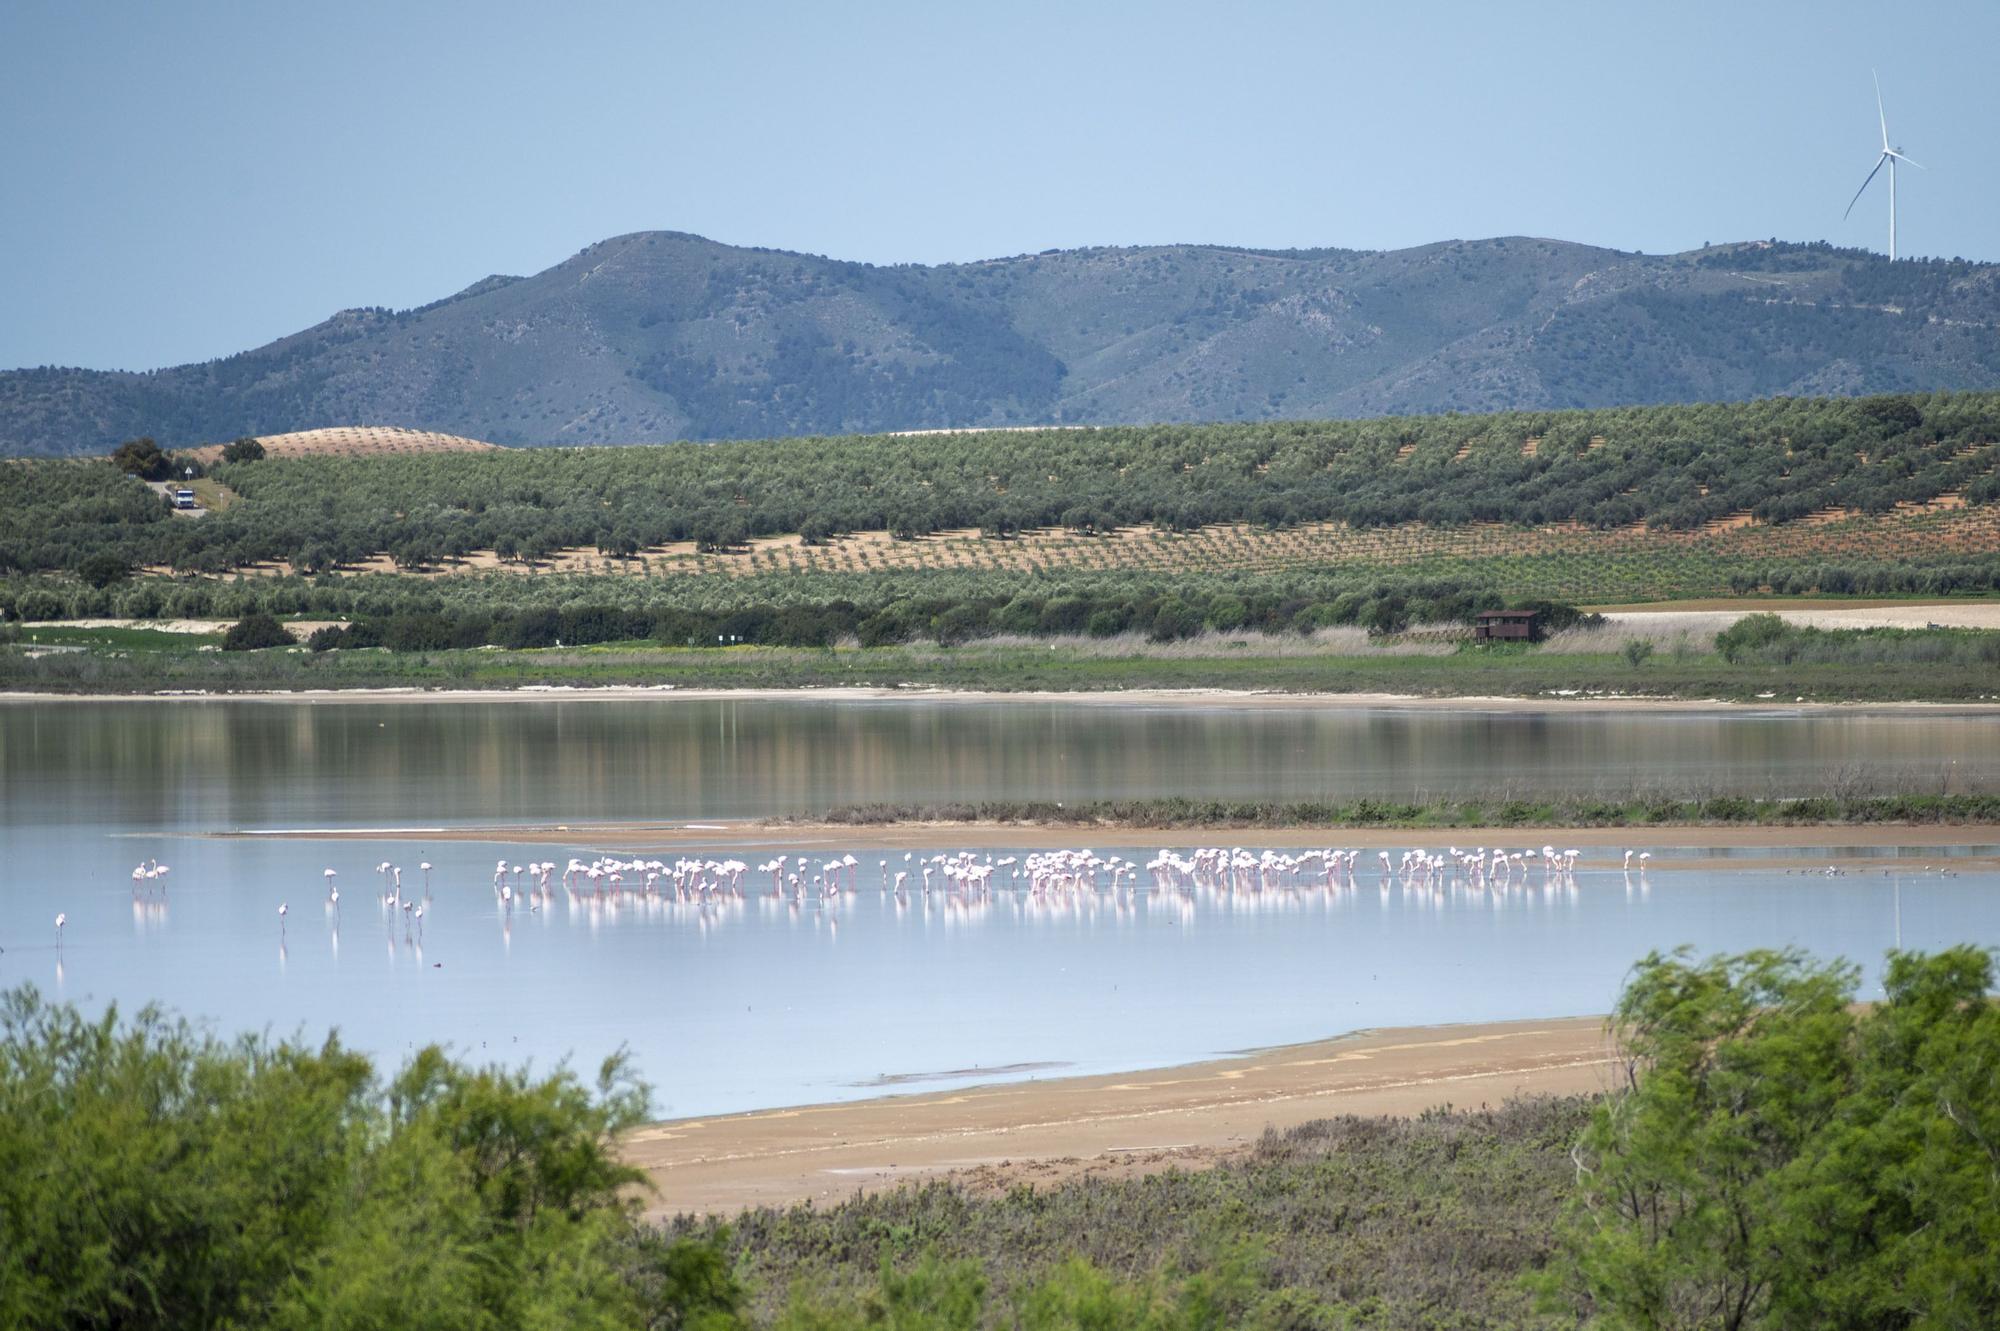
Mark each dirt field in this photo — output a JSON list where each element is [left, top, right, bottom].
[[18, 618, 339, 638], [624, 1016, 1619, 1217], [1607, 604, 2000, 631], [183, 425, 499, 463]]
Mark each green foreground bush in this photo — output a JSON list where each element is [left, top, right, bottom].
[[0, 988, 649, 1329], [1544, 945, 2000, 1329]]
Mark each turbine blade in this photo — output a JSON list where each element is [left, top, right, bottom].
[[1887, 150, 1925, 169], [1843, 155, 1887, 220], [1874, 69, 1889, 151]]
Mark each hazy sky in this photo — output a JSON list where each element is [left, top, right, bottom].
[[3, 0, 1995, 371]]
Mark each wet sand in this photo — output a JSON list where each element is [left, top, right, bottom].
[[625, 1016, 1619, 1218]]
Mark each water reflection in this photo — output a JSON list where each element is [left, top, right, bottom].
[[130, 897, 169, 934], [8, 698, 2000, 831]]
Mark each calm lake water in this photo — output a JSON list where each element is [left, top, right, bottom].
[[4, 697, 1997, 1116]]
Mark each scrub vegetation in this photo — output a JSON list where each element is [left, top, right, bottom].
[[5, 945, 1996, 1329]]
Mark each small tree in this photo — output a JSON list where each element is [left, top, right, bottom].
[[929, 604, 986, 647], [1150, 598, 1203, 642], [220, 436, 266, 463], [692, 518, 746, 554], [222, 613, 293, 651], [1546, 949, 1857, 1329], [75, 554, 130, 589], [1546, 947, 2000, 1329], [1716, 613, 1791, 663], [1623, 638, 1656, 668], [111, 437, 171, 480]]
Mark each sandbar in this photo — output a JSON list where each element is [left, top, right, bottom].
[[223, 821, 2000, 870], [624, 1015, 1619, 1218]]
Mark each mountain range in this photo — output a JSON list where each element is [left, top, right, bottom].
[[5, 232, 2000, 456]]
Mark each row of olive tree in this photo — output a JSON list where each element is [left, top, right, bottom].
[[9, 550, 2000, 631], [5, 391, 1997, 577], [281, 584, 1581, 652]]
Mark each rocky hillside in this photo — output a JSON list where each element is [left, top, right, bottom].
[[5, 233, 2000, 454]]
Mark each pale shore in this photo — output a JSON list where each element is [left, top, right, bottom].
[[7, 683, 2000, 714], [624, 1015, 1619, 1218], [1600, 603, 2000, 631], [30, 601, 2000, 635]]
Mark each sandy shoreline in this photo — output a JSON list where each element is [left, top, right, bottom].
[[625, 1015, 1619, 1218], [7, 683, 2000, 714]]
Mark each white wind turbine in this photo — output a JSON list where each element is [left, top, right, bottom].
[[1843, 70, 1922, 260]]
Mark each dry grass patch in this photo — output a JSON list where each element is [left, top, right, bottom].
[[917, 629, 1457, 660], [1540, 615, 1722, 656]]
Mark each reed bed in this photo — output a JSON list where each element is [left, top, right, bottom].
[[1536, 614, 1718, 656], [895, 629, 1458, 661]]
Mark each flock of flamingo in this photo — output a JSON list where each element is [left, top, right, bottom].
[[18, 839, 1669, 955], [315, 842, 1639, 934], [485, 843, 1626, 912], [20, 842, 1964, 956], [34, 841, 1652, 953]]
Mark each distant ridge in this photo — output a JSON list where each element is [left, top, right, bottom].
[[5, 233, 2000, 456]]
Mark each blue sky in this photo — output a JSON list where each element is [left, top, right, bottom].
[[2, 0, 1995, 371]]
